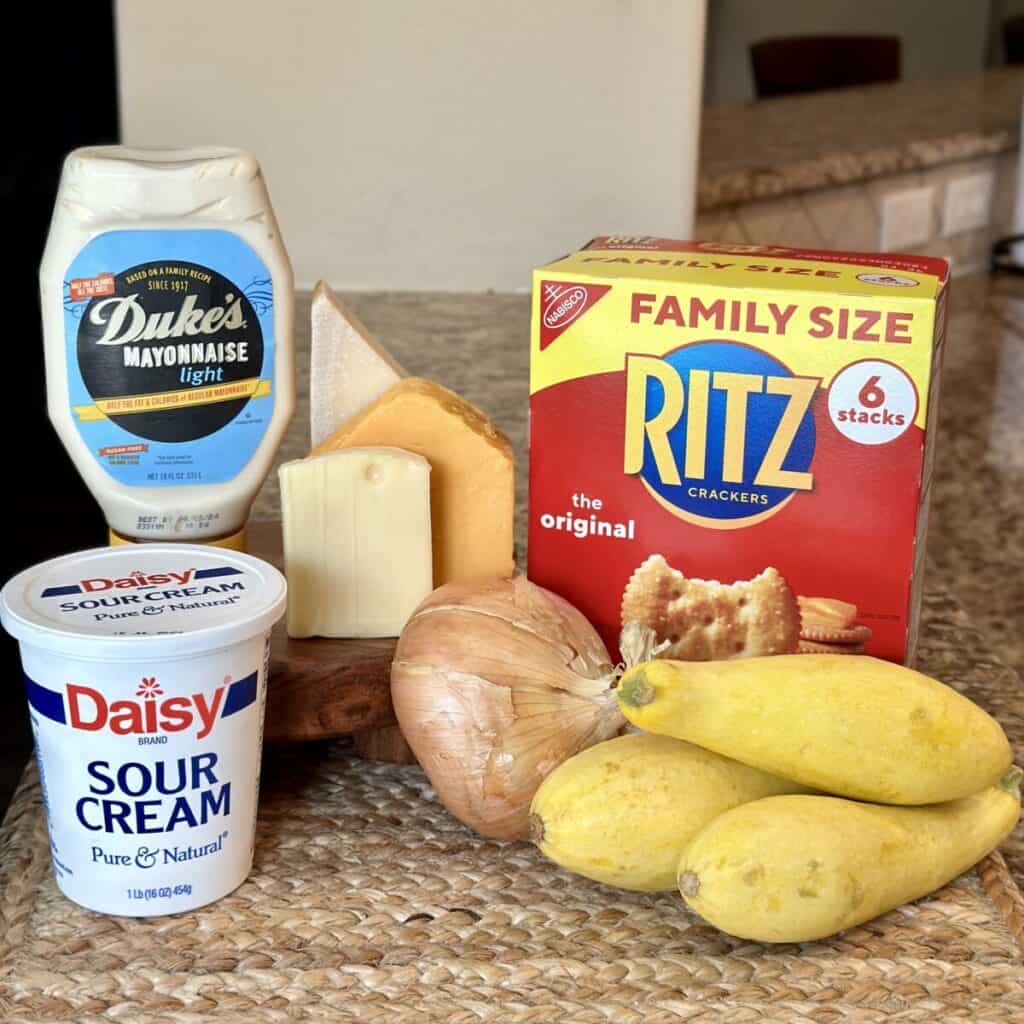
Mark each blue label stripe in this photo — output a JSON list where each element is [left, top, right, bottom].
[[195, 568, 243, 581], [222, 671, 258, 716], [40, 584, 82, 598], [24, 675, 66, 724]]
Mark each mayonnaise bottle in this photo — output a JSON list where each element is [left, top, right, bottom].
[[40, 147, 294, 549]]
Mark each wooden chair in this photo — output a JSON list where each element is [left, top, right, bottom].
[[1003, 15, 1024, 64], [750, 35, 900, 99]]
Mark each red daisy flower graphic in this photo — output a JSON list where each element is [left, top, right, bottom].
[[136, 677, 164, 699]]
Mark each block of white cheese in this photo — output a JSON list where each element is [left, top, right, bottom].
[[310, 281, 405, 448], [311, 379, 515, 585], [279, 446, 432, 638]]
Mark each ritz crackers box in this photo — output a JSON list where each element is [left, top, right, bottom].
[[527, 237, 949, 664]]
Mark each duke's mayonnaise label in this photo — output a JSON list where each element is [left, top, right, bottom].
[[0, 545, 286, 917], [40, 147, 296, 544], [529, 238, 948, 664], [60, 229, 276, 489]]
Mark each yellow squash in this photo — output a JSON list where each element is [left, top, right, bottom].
[[618, 655, 1011, 804], [677, 769, 1021, 943], [530, 732, 808, 891]]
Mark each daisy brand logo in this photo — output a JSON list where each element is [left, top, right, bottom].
[[68, 675, 226, 740], [23, 671, 260, 740]]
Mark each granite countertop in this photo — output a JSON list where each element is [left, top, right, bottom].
[[1, 280, 1022, 1021], [700, 67, 1024, 210], [255, 273, 1024, 679], [928, 273, 1024, 673]]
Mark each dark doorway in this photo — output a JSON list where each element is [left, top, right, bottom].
[[1, 5, 118, 815]]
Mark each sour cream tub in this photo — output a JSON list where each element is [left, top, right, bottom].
[[0, 544, 286, 916]]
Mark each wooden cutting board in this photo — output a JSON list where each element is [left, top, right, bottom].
[[252, 522, 397, 743]]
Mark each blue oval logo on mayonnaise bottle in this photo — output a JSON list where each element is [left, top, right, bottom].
[[0, 545, 286, 916]]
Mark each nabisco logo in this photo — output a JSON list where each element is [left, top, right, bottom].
[[538, 280, 611, 351], [88, 293, 246, 346], [67, 676, 225, 740], [542, 284, 588, 331]]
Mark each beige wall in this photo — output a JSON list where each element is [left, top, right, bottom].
[[115, 1, 706, 291], [705, 0, 990, 106]]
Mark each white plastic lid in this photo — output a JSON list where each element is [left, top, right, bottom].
[[0, 545, 286, 660], [60, 146, 267, 221]]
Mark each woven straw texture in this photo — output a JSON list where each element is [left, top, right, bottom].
[[2, 586, 1023, 1023]]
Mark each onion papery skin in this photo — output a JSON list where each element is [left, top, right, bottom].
[[391, 576, 623, 839]]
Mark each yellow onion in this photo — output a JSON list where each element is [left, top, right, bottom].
[[391, 576, 624, 839]]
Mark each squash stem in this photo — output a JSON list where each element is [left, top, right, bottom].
[[1000, 765, 1023, 800], [529, 813, 545, 845], [618, 670, 655, 708], [678, 870, 701, 898]]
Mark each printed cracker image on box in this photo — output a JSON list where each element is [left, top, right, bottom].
[[528, 237, 949, 665], [621, 555, 801, 660]]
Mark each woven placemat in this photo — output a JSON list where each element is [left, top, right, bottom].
[[2, 587, 1023, 1023]]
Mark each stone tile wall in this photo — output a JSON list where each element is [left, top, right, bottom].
[[696, 152, 1020, 275]]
